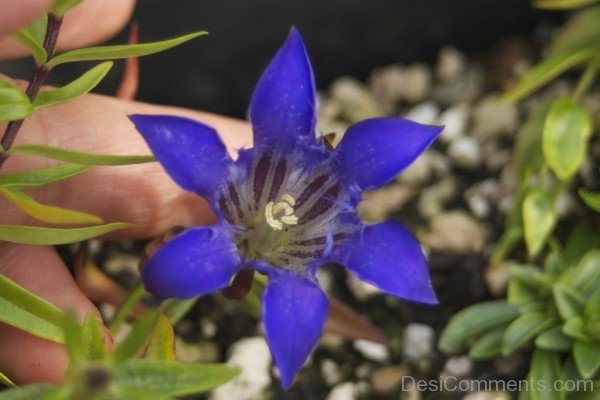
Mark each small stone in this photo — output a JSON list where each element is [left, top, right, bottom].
[[436, 103, 469, 144], [371, 365, 410, 394], [321, 332, 346, 352], [400, 378, 422, 400], [346, 272, 381, 300], [448, 136, 482, 170], [433, 65, 484, 104], [417, 178, 457, 218], [484, 261, 515, 297], [464, 180, 498, 219], [402, 64, 432, 104], [321, 359, 343, 386], [462, 392, 511, 400], [316, 268, 334, 292], [441, 356, 473, 379], [176, 338, 220, 363], [357, 184, 415, 222], [326, 382, 370, 400], [405, 101, 440, 125], [422, 210, 487, 253], [353, 339, 390, 362], [199, 318, 217, 339], [368, 64, 406, 107], [397, 154, 433, 186], [354, 363, 373, 379], [436, 46, 467, 84], [104, 253, 140, 276], [403, 323, 435, 363], [329, 77, 384, 122], [209, 337, 271, 400], [472, 94, 518, 140]]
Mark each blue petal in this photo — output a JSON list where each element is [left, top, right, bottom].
[[249, 27, 316, 150], [142, 225, 241, 299], [263, 271, 328, 388], [130, 115, 232, 200], [334, 118, 442, 191], [332, 221, 437, 304]]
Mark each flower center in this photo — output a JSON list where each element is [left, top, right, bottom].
[[264, 194, 298, 231]]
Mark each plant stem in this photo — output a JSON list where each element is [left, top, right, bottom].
[[0, 14, 63, 168], [572, 55, 600, 103]]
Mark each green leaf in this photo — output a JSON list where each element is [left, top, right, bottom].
[[161, 298, 199, 326], [563, 224, 600, 267], [438, 300, 520, 353], [81, 313, 107, 361], [508, 280, 538, 305], [511, 265, 552, 291], [0, 88, 34, 121], [51, 0, 85, 16], [8, 144, 155, 166], [553, 284, 586, 321], [0, 164, 90, 188], [513, 100, 552, 182], [0, 384, 56, 400], [549, 5, 600, 56], [560, 250, 600, 295], [535, 326, 573, 351], [0, 223, 132, 245], [527, 350, 564, 400], [144, 314, 175, 360], [0, 187, 102, 225], [585, 287, 600, 318], [468, 325, 507, 360], [543, 98, 593, 181], [113, 312, 159, 362], [113, 359, 240, 397], [573, 340, 600, 378], [34, 62, 113, 109], [533, 0, 599, 9], [0, 79, 15, 89], [579, 189, 600, 212], [47, 31, 207, 68], [502, 312, 557, 355], [0, 371, 15, 387], [502, 48, 595, 102], [62, 312, 83, 364], [523, 189, 558, 258], [23, 15, 47, 45], [12, 30, 46, 66], [563, 316, 589, 341], [0, 274, 64, 343]]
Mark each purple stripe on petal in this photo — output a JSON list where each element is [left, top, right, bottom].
[[253, 152, 272, 205], [300, 184, 340, 223], [268, 157, 288, 201], [296, 174, 329, 208]]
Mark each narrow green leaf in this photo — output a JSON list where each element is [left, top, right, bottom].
[[0, 88, 34, 121], [535, 326, 573, 351], [47, 31, 207, 68], [533, 0, 599, 9], [144, 314, 175, 360], [502, 48, 595, 102], [513, 100, 552, 182], [560, 250, 600, 295], [563, 224, 600, 267], [0, 79, 16, 89], [51, 0, 85, 16], [563, 316, 589, 340], [162, 298, 199, 326], [113, 359, 240, 396], [12, 30, 47, 65], [81, 313, 107, 361], [579, 189, 600, 212], [23, 15, 47, 45], [62, 312, 83, 364], [113, 312, 159, 362], [8, 144, 155, 166], [553, 284, 585, 321], [508, 280, 538, 305], [543, 98, 593, 181], [527, 350, 565, 400], [0, 223, 133, 245], [0, 164, 90, 188], [502, 312, 557, 355], [0, 371, 15, 387], [511, 265, 552, 291], [585, 287, 600, 318], [523, 189, 557, 258], [0, 384, 56, 400], [468, 325, 507, 360], [0, 274, 64, 343], [0, 187, 102, 225], [573, 340, 600, 378], [34, 62, 113, 109], [439, 300, 520, 353], [549, 5, 600, 55]]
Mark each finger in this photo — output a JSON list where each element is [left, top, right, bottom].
[[0, 0, 53, 39], [0, 242, 110, 384], [0, 0, 136, 60], [0, 94, 253, 239]]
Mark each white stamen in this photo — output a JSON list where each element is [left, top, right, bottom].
[[265, 194, 299, 230]]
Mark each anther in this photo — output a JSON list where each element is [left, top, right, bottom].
[[265, 194, 298, 230]]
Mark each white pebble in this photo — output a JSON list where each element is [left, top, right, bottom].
[[353, 339, 390, 363]]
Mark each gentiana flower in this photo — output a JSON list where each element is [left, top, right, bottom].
[[130, 28, 442, 388]]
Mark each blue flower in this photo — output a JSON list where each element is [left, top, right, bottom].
[[130, 28, 442, 388]]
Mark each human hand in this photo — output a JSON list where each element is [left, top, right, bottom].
[[0, 0, 251, 384]]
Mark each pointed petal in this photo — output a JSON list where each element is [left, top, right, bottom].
[[130, 115, 232, 199], [332, 221, 437, 304], [263, 271, 328, 388], [142, 225, 241, 299], [249, 27, 316, 150], [334, 118, 442, 191]]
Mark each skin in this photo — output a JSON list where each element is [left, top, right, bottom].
[[0, 0, 252, 384]]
